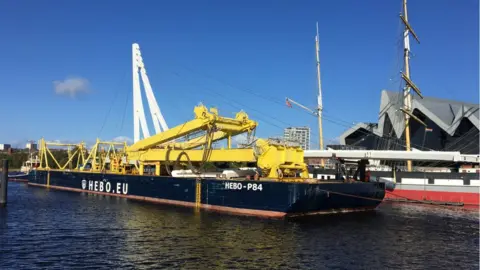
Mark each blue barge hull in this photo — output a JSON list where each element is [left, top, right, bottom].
[[7, 172, 29, 182], [28, 170, 386, 218]]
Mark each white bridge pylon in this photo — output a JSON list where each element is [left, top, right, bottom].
[[132, 43, 169, 143]]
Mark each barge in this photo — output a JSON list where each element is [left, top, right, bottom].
[[28, 169, 385, 218], [26, 99, 385, 218]]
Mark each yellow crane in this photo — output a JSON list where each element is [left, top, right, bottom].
[[38, 104, 309, 180]]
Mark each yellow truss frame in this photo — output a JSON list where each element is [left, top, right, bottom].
[[36, 104, 309, 179]]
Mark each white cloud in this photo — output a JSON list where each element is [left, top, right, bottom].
[[112, 136, 133, 144], [7, 139, 28, 148], [53, 76, 91, 97]]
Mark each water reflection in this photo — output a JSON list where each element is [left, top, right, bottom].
[[0, 182, 478, 269]]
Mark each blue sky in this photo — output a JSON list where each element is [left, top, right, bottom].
[[0, 0, 478, 148]]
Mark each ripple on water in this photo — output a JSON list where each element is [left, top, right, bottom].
[[0, 183, 478, 270]]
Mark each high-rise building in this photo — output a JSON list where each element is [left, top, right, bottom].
[[283, 127, 310, 150], [26, 142, 38, 151], [0, 144, 11, 151]]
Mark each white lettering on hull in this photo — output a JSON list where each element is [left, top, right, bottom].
[[81, 179, 128, 195], [224, 182, 263, 191]]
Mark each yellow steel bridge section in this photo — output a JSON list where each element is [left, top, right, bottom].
[[37, 104, 309, 179], [127, 105, 256, 151]]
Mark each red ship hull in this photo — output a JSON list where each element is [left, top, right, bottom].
[[386, 189, 479, 206], [308, 168, 479, 207]]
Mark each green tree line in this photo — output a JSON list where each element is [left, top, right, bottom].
[[0, 147, 83, 170], [0, 151, 29, 169]]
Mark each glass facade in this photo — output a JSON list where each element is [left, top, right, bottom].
[[345, 111, 479, 155]]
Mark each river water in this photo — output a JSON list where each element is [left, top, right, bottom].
[[0, 182, 478, 269]]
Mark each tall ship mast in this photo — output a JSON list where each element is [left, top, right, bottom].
[[400, 0, 424, 171], [315, 22, 325, 167], [284, 22, 326, 167]]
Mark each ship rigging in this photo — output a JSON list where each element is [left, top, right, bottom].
[[298, 0, 479, 168], [285, 21, 325, 167], [399, 0, 426, 172]]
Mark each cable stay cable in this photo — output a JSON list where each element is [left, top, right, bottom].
[[159, 53, 425, 152], [154, 28, 457, 156], [98, 69, 129, 139], [166, 63, 437, 152], [167, 70, 286, 130], [166, 70, 345, 145], [162, 57, 358, 127], [167, 61, 362, 139]]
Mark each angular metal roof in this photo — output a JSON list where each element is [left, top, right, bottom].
[[340, 90, 479, 144]]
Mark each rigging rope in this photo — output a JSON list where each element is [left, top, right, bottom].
[[169, 67, 437, 153], [119, 78, 131, 134], [98, 69, 129, 138], [298, 184, 466, 208], [158, 43, 475, 163], [385, 190, 467, 207]]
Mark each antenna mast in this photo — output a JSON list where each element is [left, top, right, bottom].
[[400, 0, 424, 171], [315, 22, 325, 167]]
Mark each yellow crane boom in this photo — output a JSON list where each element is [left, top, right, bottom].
[[128, 105, 257, 152], [38, 105, 309, 179]]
